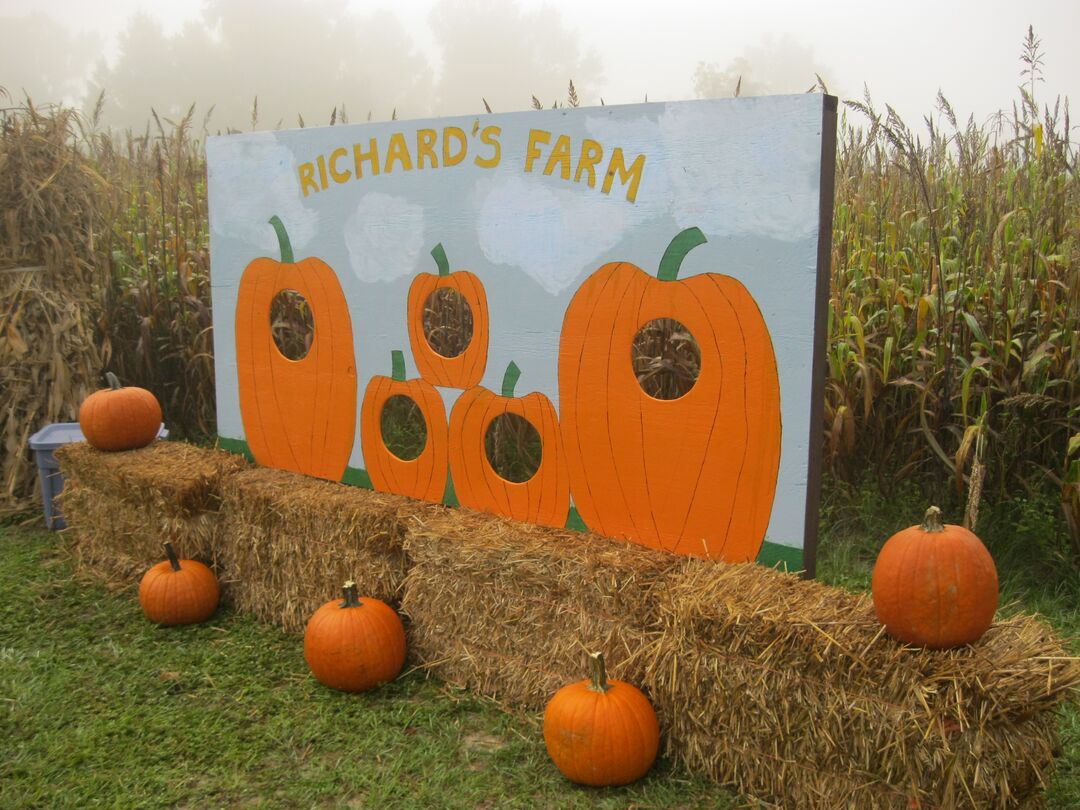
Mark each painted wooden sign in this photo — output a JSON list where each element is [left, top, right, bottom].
[[207, 94, 837, 574]]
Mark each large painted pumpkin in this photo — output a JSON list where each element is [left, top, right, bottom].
[[360, 350, 448, 503], [79, 372, 162, 452], [558, 227, 781, 561], [235, 215, 356, 481], [407, 243, 488, 388], [872, 506, 998, 649], [139, 542, 220, 626], [303, 581, 406, 692], [543, 652, 659, 787], [449, 361, 569, 528]]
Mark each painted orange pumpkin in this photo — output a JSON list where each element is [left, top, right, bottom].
[[139, 542, 220, 626], [449, 361, 569, 528], [557, 227, 781, 561], [360, 350, 449, 504], [543, 652, 660, 787], [872, 506, 999, 649], [407, 243, 488, 388], [303, 581, 407, 692], [79, 372, 162, 452], [235, 215, 356, 481]]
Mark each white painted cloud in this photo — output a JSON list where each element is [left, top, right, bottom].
[[658, 97, 821, 240], [475, 173, 649, 295], [343, 193, 426, 283], [583, 97, 822, 242], [207, 133, 319, 254]]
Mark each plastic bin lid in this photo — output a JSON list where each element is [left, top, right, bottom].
[[29, 422, 168, 450], [29, 422, 85, 450]]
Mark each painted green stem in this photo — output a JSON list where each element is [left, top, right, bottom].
[[269, 215, 294, 264], [163, 542, 182, 572], [431, 243, 450, 276], [105, 371, 122, 391], [657, 227, 708, 282], [587, 651, 610, 693], [340, 580, 361, 608], [391, 350, 407, 382], [501, 361, 521, 398]]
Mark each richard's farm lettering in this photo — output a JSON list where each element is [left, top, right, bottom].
[[298, 125, 646, 203]]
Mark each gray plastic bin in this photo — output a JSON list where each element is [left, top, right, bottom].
[[28, 422, 167, 530]]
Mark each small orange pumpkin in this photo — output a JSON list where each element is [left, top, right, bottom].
[[235, 215, 356, 481], [407, 243, 489, 388], [139, 542, 220, 626], [303, 580, 406, 693], [543, 652, 660, 787], [360, 350, 448, 504], [448, 361, 569, 528], [872, 506, 999, 649], [79, 372, 162, 452], [558, 227, 781, 561]]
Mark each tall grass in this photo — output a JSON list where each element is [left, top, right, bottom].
[[828, 29, 1078, 559]]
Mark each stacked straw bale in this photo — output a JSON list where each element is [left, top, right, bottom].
[[55, 440, 247, 585], [401, 509, 682, 706], [645, 559, 1080, 808], [55, 443, 1078, 807], [217, 467, 441, 633]]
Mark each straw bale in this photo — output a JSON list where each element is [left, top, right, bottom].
[[400, 509, 682, 709], [59, 478, 221, 588], [55, 440, 247, 517], [55, 441, 243, 588], [645, 558, 1080, 808], [217, 467, 440, 633]]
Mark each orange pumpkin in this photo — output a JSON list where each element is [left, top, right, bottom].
[[235, 215, 356, 481], [407, 243, 488, 388], [449, 361, 569, 528], [543, 652, 659, 787], [79, 372, 162, 452], [360, 350, 449, 503], [557, 227, 781, 561], [303, 581, 406, 692], [872, 506, 999, 649], [139, 542, 220, 626]]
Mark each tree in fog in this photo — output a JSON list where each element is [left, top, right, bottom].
[[87, 0, 434, 132], [0, 12, 100, 105], [430, 0, 601, 114], [694, 34, 834, 99]]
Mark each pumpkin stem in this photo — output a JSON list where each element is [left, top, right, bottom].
[[922, 506, 945, 533], [587, 651, 610, 693], [268, 215, 295, 264], [657, 227, 708, 282], [104, 371, 122, 391], [391, 350, 407, 382], [431, 243, 450, 277], [340, 580, 362, 608], [501, 361, 521, 398], [163, 541, 182, 572]]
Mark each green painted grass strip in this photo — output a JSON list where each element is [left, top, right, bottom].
[[756, 540, 803, 573], [216, 435, 254, 462]]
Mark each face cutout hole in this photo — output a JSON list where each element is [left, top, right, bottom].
[[423, 287, 474, 358], [270, 289, 314, 361], [632, 318, 702, 400], [380, 395, 428, 461], [484, 413, 542, 483]]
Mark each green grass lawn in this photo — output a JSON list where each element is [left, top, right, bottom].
[[1, 512, 1077, 809]]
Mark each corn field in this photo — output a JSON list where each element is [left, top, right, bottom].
[[1, 44, 1078, 560]]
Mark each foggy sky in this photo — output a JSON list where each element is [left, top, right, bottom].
[[1, 0, 1078, 132]]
